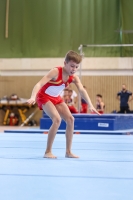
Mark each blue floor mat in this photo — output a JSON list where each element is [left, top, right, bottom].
[[0, 133, 133, 200]]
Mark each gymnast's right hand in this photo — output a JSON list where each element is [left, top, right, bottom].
[[26, 98, 36, 105]]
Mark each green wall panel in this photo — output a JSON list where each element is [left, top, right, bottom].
[[0, 0, 132, 58], [120, 0, 133, 56]]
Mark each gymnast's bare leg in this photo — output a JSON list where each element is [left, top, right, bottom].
[[42, 101, 61, 158], [56, 102, 79, 158]]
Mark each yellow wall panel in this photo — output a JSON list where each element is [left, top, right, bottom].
[[0, 76, 133, 125]]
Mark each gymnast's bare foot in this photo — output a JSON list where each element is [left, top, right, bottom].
[[65, 152, 79, 158], [43, 151, 57, 159]]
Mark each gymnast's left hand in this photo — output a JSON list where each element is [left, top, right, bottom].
[[26, 98, 36, 105]]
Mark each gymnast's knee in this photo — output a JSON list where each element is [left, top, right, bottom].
[[66, 115, 75, 126], [52, 116, 61, 127]]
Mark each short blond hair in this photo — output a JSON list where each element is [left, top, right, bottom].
[[65, 50, 82, 64]]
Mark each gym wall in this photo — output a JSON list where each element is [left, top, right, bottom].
[[0, 0, 133, 125], [0, 75, 133, 125], [0, 0, 133, 58]]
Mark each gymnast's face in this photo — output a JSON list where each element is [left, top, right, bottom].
[[96, 96, 101, 102], [64, 60, 79, 75]]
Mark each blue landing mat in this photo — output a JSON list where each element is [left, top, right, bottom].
[[40, 114, 133, 130], [0, 133, 133, 200]]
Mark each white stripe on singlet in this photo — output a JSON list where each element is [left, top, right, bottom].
[[45, 84, 65, 97]]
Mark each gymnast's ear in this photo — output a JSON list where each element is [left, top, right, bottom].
[[64, 61, 67, 65]]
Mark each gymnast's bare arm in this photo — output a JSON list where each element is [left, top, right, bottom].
[[99, 102, 104, 111], [27, 68, 58, 105], [73, 75, 100, 115]]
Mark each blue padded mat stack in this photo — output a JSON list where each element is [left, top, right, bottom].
[[40, 113, 133, 131]]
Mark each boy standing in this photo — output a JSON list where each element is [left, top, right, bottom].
[[27, 50, 100, 159]]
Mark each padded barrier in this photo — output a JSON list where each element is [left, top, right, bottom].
[[40, 113, 133, 131]]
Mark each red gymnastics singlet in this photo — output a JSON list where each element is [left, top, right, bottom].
[[36, 67, 74, 110]]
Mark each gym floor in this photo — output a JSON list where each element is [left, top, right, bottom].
[[0, 131, 133, 200]]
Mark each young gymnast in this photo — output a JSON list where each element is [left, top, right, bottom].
[[96, 94, 105, 114], [27, 50, 100, 159]]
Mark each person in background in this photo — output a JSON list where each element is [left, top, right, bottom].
[[62, 89, 69, 100], [63, 90, 78, 113], [80, 86, 88, 113], [60, 84, 77, 106], [96, 94, 105, 114], [67, 90, 78, 113], [117, 84, 133, 113]]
